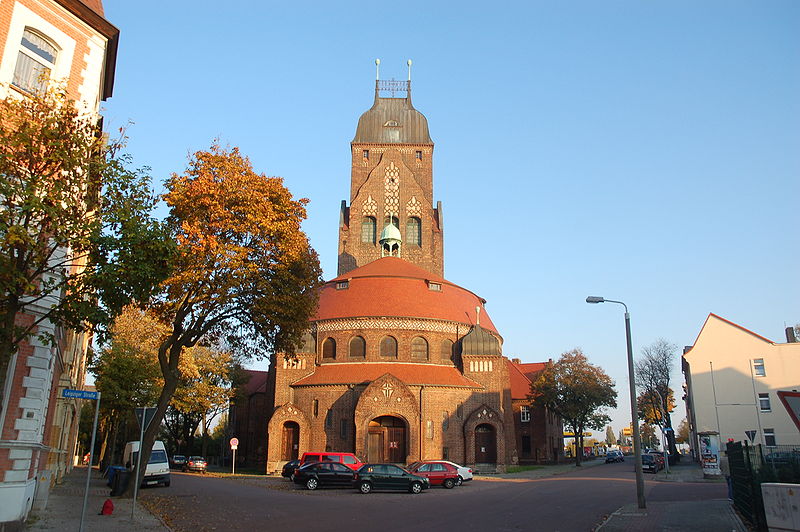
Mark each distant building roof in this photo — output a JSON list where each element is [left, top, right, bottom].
[[242, 369, 268, 396], [316, 257, 497, 334], [291, 363, 483, 388]]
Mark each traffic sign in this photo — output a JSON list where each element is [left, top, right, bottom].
[[777, 391, 800, 432], [62, 388, 99, 400], [230, 437, 239, 450], [745, 430, 757, 442], [135, 407, 158, 431]]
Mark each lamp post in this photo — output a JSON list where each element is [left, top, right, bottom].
[[586, 296, 646, 509]]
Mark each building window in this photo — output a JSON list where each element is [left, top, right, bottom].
[[384, 215, 399, 229], [340, 419, 348, 439], [521, 405, 531, 423], [440, 339, 454, 362], [336, 281, 349, 290], [361, 217, 376, 243], [380, 336, 397, 358], [363, 150, 369, 159], [522, 435, 531, 455], [325, 410, 333, 429], [443, 446, 449, 460], [349, 336, 366, 358], [13, 29, 58, 94], [313, 399, 319, 417], [426, 420, 434, 439], [753, 358, 766, 377], [411, 336, 428, 360], [759, 393, 771, 412], [406, 217, 421, 246], [442, 411, 449, 432], [322, 337, 336, 359], [764, 428, 776, 447], [428, 281, 441, 292], [415, 150, 422, 160]]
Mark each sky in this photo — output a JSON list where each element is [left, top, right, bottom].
[[101, 1, 800, 437]]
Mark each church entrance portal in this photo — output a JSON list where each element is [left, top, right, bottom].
[[281, 421, 299, 460], [367, 416, 406, 463], [475, 424, 497, 463]]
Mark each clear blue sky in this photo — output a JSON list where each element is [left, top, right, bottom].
[[103, 1, 800, 436]]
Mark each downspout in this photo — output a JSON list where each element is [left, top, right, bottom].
[[419, 385, 424, 461]]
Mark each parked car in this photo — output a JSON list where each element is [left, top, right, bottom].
[[641, 454, 662, 473], [439, 460, 473, 485], [648, 452, 666, 469], [281, 459, 301, 478], [292, 461, 357, 490], [171, 454, 187, 469], [123, 440, 170, 487], [300, 452, 363, 471], [408, 461, 459, 488], [183, 456, 207, 473], [605, 450, 624, 463], [353, 464, 430, 494]]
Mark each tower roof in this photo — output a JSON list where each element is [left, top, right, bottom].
[[461, 325, 501, 356], [353, 81, 432, 144], [380, 222, 402, 242]]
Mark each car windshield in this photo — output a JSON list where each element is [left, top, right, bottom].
[[189, 456, 205, 461]]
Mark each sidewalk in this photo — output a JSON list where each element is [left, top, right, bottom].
[[25, 466, 169, 531], [652, 459, 726, 483]]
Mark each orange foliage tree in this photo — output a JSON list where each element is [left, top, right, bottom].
[[133, 144, 322, 490]]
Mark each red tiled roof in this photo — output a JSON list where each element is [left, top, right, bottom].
[[506, 359, 532, 400], [316, 257, 497, 334], [291, 363, 484, 388], [243, 369, 268, 395]]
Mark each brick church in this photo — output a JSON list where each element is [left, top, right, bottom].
[[233, 72, 562, 473]]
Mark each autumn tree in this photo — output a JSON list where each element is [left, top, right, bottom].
[[130, 144, 322, 493], [676, 418, 690, 445], [530, 349, 617, 466], [635, 339, 680, 459], [640, 423, 659, 449], [605, 425, 617, 446], [0, 86, 172, 404], [90, 306, 164, 467]]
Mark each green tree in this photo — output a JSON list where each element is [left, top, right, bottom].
[[635, 339, 680, 458], [0, 86, 172, 402], [530, 348, 617, 466], [605, 425, 617, 446], [640, 423, 659, 449], [130, 144, 322, 494]]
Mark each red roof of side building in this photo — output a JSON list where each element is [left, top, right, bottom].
[[506, 359, 532, 400], [242, 369, 268, 396], [291, 363, 484, 388], [315, 257, 498, 334]]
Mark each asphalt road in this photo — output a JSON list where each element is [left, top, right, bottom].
[[141, 462, 726, 532]]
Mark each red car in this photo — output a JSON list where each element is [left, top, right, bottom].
[[408, 461, 459, 489]]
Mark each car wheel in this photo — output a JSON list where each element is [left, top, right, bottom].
[[359, 481, 372, 494], [306, 477, 319, 490], [409, 481, 423, 494], [290, 474, 295, 483], [443, 478, 455, 489], [456, 476, 463, 486], [164, 480, 170, 487]]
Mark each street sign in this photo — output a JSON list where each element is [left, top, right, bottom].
[[745, 430, 757, 442], [622, 427, 633, 436], [230, 437, 239, 450], [135, 407, 158, 432], [777, 391, 800, 432], [62, 388, 99, 400]]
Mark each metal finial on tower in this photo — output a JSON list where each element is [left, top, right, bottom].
[[476, 306, 481, 326], [375, 58, 380, 80], [407, 59, 412, 81]]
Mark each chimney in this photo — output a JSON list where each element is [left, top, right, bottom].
[[512, 358, 521, 365], [787, 327, 798, 343]]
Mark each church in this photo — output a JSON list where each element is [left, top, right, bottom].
[[234, 69, 562, 473]]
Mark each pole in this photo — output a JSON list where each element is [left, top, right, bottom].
[[232, 448, 236, 476], [79, 392, 100, 532], [132, 410, 145, 520], [625, 311, 647, 509]]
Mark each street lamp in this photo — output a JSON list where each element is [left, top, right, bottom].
[[586, 296, 646, 510]]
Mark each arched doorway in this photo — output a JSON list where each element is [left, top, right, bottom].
[[281, 421, 300, 460], [475, 424, 496, 463], [367, 416, 406, 463]]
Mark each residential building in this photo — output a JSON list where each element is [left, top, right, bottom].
[[682, 314, 800, 465], [0, 0, 118, 526]]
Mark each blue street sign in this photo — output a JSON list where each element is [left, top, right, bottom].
[[62, 388, 99, 400]]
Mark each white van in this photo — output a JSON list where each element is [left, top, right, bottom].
[[123, 441, 171, 487]]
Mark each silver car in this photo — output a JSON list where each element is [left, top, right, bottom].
[[439, 460, 473, 485]]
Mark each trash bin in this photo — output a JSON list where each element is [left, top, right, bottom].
[[106, 466, 125, 487], [110, 469, 131, 496]]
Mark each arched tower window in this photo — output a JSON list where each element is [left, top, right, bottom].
[[411, 337, 428, 360], [361, 217, 376, 243], [349, 336, 366, 358], [440, 339, 454, 362], [13, 29, 58, 94], [380, 336, 398, 358], [322, 337, 336, 359], [383, 215, 399, 229], [406, 217, 421, 246]]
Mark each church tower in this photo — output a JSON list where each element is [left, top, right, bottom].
[[337, 61, 444, 277]]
